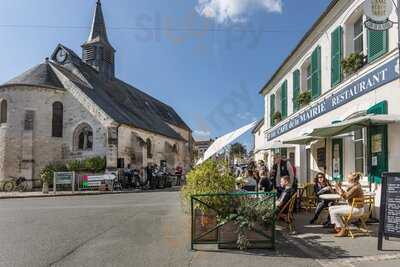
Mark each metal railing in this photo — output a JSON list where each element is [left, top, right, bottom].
[[190, 191, 276, 250]]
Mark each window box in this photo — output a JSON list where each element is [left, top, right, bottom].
[[341, 53, 365, 76], [272, 111, 282, 124], [297, 91, 312, 108]]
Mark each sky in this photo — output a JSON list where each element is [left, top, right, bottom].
[[0, 0, 331, 150]]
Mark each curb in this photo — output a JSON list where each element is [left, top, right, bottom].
[[0, 187, 181, 200]]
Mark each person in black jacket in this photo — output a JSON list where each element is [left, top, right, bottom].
[[271, 153, 296, 196], [276, 176, 295, 214], [310, 173, 333, 225]]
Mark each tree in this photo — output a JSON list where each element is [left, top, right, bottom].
[[229, 143, 247, 158]]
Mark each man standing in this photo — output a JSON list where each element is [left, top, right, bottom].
[[271, 153, 296, 195], [175, 164, 183, 186]]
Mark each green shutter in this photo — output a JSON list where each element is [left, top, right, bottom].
[[331, 26, 342, 87], [293, 70, 300, 112], [281, 80, 288, 119], [270, 94, 275, 126], [368, 29, 388, 62], [311, 46, 321, 99]]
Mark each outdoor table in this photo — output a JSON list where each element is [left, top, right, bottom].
[[364, 191, 376, 197], [319, 194, 341, 201]]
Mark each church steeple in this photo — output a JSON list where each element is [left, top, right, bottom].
[[82, 0, 115, 80]]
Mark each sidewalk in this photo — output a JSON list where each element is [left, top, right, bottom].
[[0, 187, 181, 199], [278, 211, 400, 267]]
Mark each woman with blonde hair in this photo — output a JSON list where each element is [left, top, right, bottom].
[[328, 172, 365, 237]]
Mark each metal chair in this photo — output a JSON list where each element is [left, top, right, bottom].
[[341, 196, 374, 238]]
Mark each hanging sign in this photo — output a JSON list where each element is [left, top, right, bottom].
[[363, 0, 394, 31]]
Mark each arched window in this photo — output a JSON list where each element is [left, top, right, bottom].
[[74, 123, 93, 151], [0, 99, 7, 124], [52, 102, 63, 137], [146, 138, 152, 159]]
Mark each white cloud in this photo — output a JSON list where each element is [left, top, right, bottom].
[[196, 0, 283, 24]]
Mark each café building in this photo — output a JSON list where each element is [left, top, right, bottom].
[[259, 0, 400, 210]]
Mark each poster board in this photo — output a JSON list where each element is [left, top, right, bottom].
[[53, 172, 75, 193], [378, 173, 400, 250]]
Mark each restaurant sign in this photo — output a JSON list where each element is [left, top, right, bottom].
[[266, 57, 399, 141]]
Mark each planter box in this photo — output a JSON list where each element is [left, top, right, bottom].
[[218, 221, 274, 249], [194, 209, 218, 242]]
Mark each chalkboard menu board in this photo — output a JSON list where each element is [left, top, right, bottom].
[[378, 173, 400, 250]]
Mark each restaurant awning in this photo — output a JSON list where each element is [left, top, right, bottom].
[[309, 114, 400, 138], [258, 141, 294, 151], [282, 135, 323, 145]]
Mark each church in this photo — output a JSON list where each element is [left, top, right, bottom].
[[0, 0, 193, 187]]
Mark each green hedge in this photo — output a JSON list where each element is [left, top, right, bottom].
[[40, 157, 106, 183]]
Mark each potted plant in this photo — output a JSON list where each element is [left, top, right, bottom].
[[181, 160, 236, 241], [297, 91, 312, 108], [341, 53, 364, 76], [218, 196, 275, 250], [272, 111, 282, 124]]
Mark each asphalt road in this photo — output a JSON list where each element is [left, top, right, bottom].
[[0, 192, 319, 267]]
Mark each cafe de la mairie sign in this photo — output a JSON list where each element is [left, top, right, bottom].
[[266, 56, 400, 141]]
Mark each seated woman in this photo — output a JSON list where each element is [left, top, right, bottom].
[[328, 172, 365, 237], [276, 176, 295, 214], [310, 173, 333, 225]]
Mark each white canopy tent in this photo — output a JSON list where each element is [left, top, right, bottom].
[[196, 121, 258, 166]]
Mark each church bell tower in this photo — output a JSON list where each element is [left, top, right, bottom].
[[82, 0, 115, 80]]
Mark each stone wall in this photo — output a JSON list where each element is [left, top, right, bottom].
[[118, 125, 190, 170], [0, 85, 108, 186], [0, 84, 192, 187]]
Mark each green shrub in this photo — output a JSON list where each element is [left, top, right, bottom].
[[66, 160, 82, 172], [40, 162, 68, 184], [181, 160, 236, 213], [82, 156, 106, 173]]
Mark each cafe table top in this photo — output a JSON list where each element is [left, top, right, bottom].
[[319, 194, 341, 200]]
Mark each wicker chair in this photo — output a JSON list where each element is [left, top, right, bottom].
[[302, 183, 317, 212], [277, 193, 298, 232]]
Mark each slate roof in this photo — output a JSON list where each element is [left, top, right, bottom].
[[4, 62, 64, 90], [51, 59, 189, 140], [1, 47, 190, 141]]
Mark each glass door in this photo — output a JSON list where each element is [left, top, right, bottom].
[[368, 125, 388, 184], [332, 139, 343, 181]]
